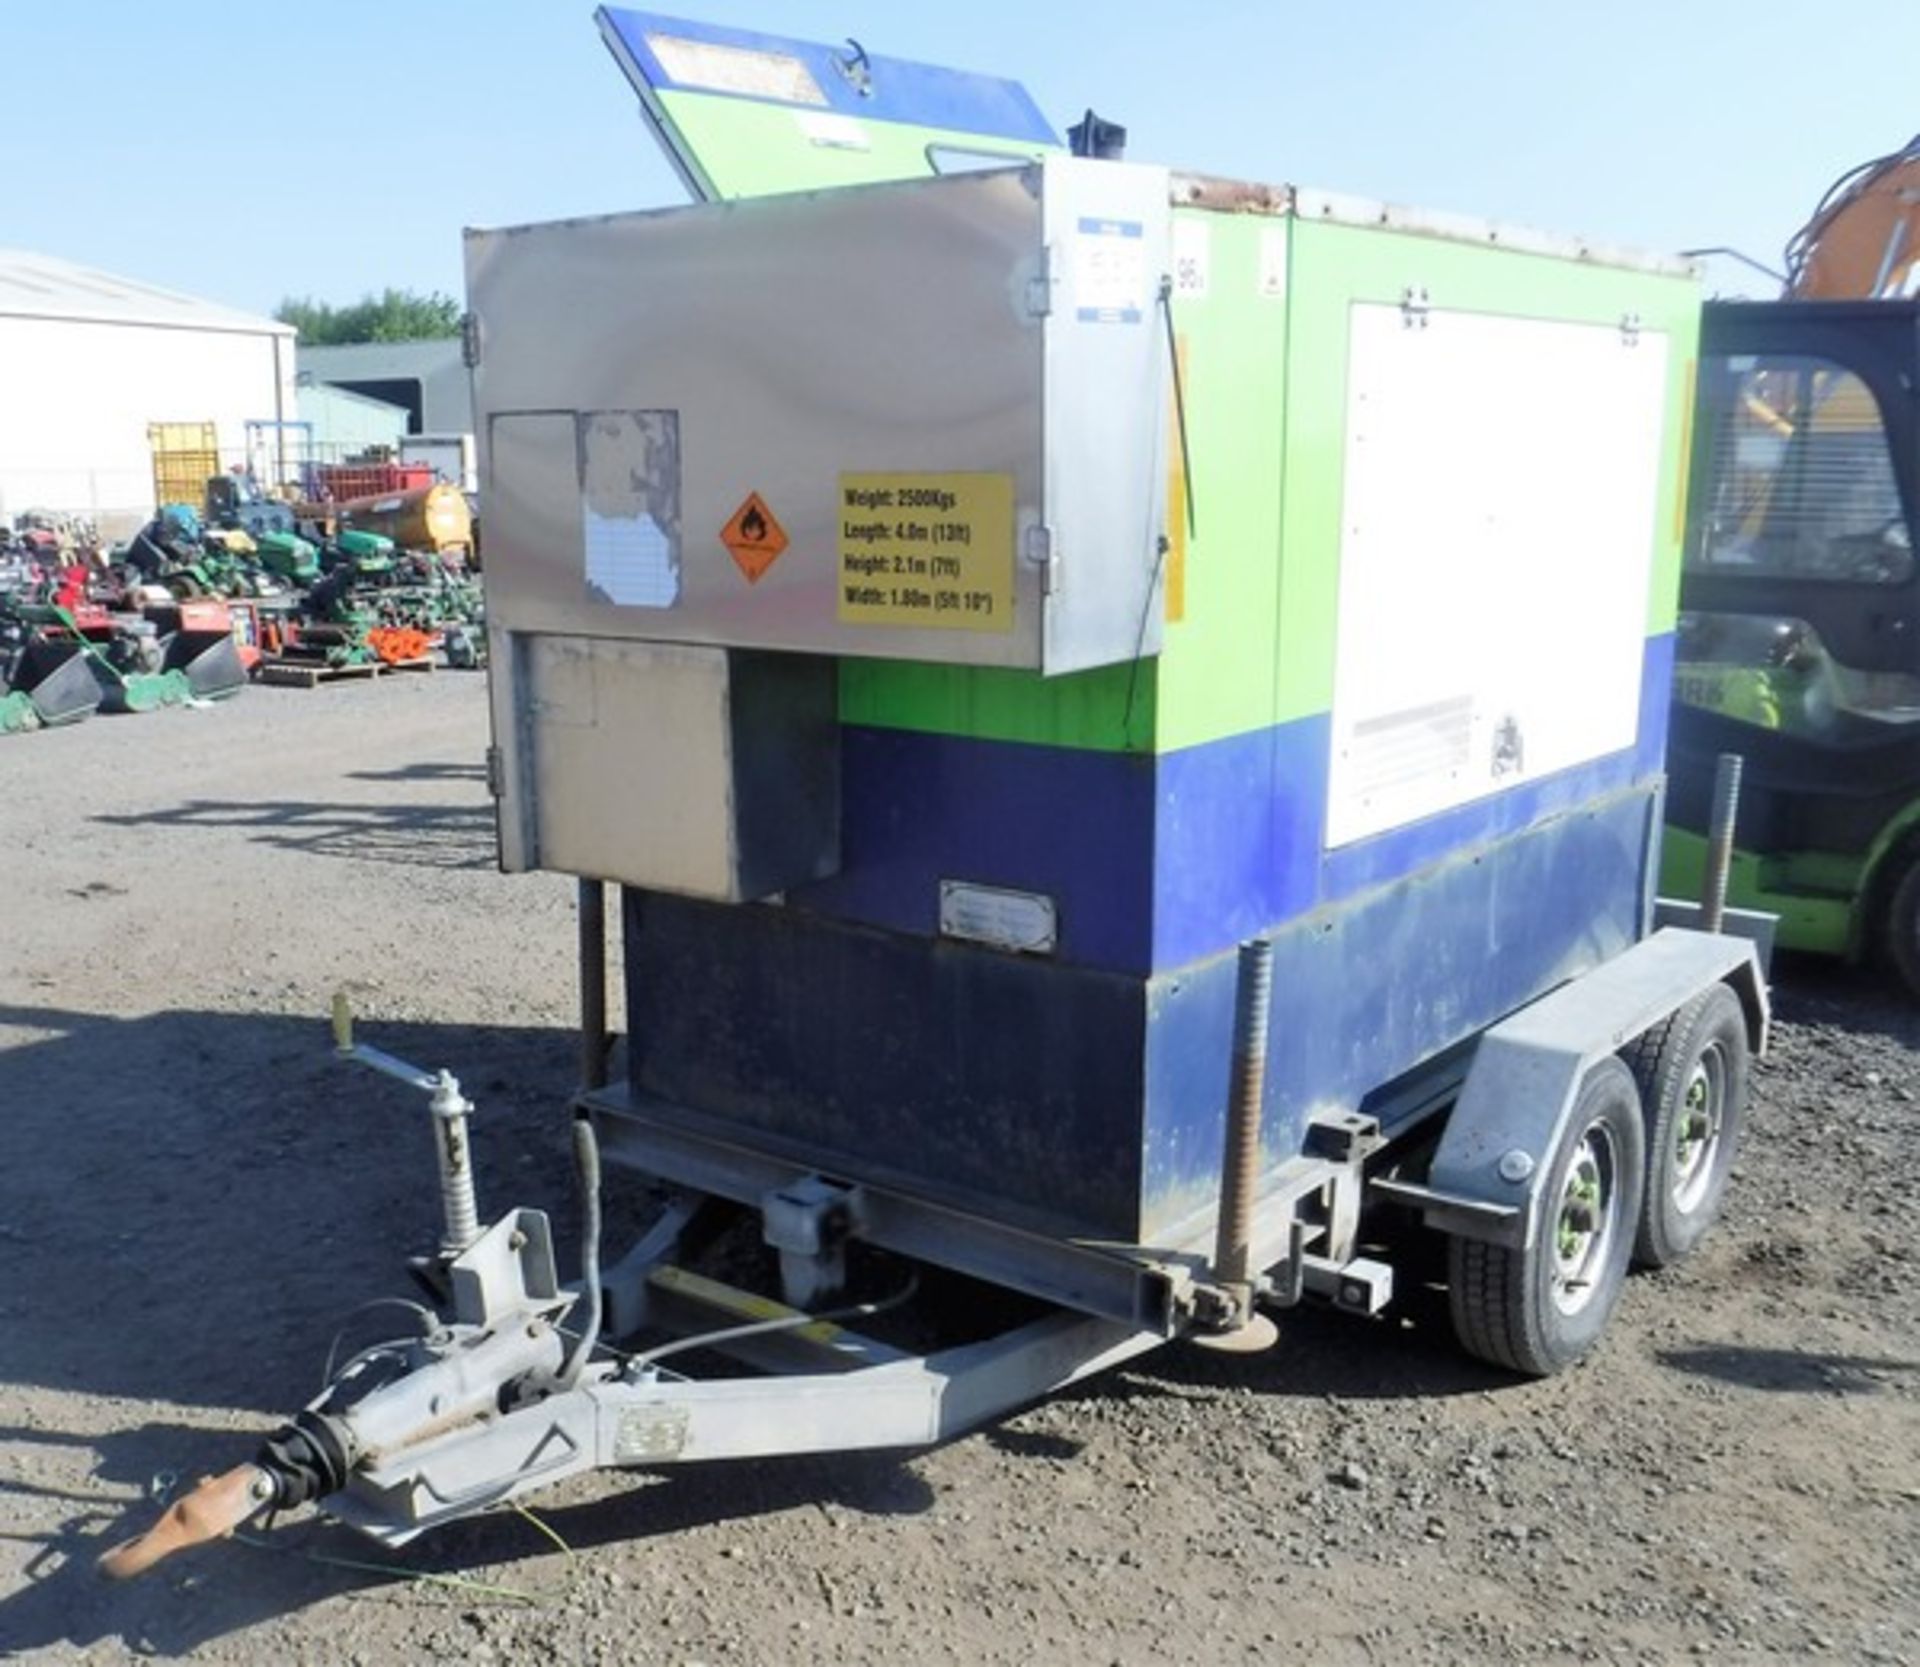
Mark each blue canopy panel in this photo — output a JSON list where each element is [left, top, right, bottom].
[[595, 8, 1060, 201]]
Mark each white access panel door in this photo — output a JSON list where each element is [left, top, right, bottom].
[[1325, 306, 1670, 849]]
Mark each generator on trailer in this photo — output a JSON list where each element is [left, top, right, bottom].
[[101, 11, 1767, 1578]]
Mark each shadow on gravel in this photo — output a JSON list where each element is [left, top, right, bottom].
[[0, 1448, 932, 1659], [1099, 1306, 1508, 1408], [1767, 952, 1920, 1046], [347, 761, 487, 786], [90, 796, 494, 870], [0, 1003, 579, 1415], [1658, 1343, 1916, 1395]]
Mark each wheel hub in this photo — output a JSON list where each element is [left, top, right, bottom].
[[1552, 1121, 1619, 1316], [1671, 1046, 1727, 1214]]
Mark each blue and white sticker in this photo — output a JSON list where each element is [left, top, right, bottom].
[[1073, 216, 1147, 324]]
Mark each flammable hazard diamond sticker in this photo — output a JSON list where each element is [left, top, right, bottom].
[[719, 491, 788, 584]]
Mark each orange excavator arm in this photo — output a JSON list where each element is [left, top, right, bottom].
[[1783, 134, 1920, 299]]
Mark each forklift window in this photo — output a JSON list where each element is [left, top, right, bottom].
[[1689, 354, 1910, 585]]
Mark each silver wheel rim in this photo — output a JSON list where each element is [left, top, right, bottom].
[[1552, 1117, 1620, 1317], [1671, 1042, 1727, 1215]]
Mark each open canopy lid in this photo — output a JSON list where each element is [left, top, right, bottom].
[[595, 7, 1060, 201]]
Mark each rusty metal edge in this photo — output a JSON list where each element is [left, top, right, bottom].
[[1168, 172, 1296, 217]]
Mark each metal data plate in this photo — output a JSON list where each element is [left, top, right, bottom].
[[466, 156, 1170, 676], [938, 880, 1058, 954]]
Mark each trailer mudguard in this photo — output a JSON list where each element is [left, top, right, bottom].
[[1414, 929, 1767, 1248]]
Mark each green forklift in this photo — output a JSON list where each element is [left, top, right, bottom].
[[1665, 292, 1920, 989]]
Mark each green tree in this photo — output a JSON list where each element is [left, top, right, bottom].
[[275, 288, 462, 345]]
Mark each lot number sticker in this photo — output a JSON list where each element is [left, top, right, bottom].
[[1073, 217, 1147, 323], [1173, 218, 1210, 299], [838, 472, 1014, 632]]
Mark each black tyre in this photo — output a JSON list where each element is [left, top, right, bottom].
[[1448, 1057, 1645, 1377], [1884, 859, 1920, 1003], [1621, 982, 1750, 1268]]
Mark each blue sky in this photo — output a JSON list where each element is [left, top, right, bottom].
[[3, 1, 1911, 316]]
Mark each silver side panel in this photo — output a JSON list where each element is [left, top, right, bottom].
[[1041, 159, 1173, 672], [489, 633, 839, 898], [465, 156, 1168, 675]]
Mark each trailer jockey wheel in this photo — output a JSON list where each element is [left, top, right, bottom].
[[1448, 1058, 1645, 1377], [1621, 983, 1750, 1268]]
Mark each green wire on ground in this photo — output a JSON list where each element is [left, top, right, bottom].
[[228, 1500, 578, 1608]]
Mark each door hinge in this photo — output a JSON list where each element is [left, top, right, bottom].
[[1025, 246, 1054, 320], [1024, 523, 1059, 595], [484, 744, 505, 800], [1400, 285, 1430, 329], [1619, 311, 1643, 347], [460, 311, 482, 368]]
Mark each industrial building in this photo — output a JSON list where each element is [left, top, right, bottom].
[[0, 249, 295, 538], [298, 338, 473, 437], [294, 378, 410, 459]]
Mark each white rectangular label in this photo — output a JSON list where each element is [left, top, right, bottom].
[[1325, 306, 1668, 848], [1172, 217, 1210, 299], [580, 410, 681, 609], [1258, 226, 1288, 299], [1073, 216, 1148, 324], [796, 110, 870, 151], [646, 33, 826, 104]]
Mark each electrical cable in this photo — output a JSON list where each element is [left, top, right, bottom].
[[229, 1500, 577, 1607], [319, 1297, 439, 1389], [1162, 275, 1197, 541], [139, 1469, 577, 1607], [619, 1271, 922, 1373], [1123, 276, 1191, 737], [558, 1116, 603, 1386]]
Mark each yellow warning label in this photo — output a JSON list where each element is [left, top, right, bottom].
[[837, 471, 1014, 632]]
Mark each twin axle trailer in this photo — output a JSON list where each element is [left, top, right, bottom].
[[103, 16, 1769, 1578]]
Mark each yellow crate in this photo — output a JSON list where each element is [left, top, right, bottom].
[[148, 420, 218, 511]]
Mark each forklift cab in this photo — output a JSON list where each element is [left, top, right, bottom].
[[1684, 300, 1920, 669], [1666, 299, 1920, 976]]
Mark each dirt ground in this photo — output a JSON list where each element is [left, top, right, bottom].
[[0, 674, 1914, 1666]]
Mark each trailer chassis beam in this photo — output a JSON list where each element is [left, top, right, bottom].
[[579, 1086, 1368, 1334], [327, 1305, 1158, 1546]]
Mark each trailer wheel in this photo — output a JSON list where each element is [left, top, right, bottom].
[[1448, 1058, 1644, 1377], [1622, 983, 1749, 1268], [1883, 859, 1920, 1003]]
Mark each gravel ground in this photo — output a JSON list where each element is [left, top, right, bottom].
[[0, 674, 1914, 1665]]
